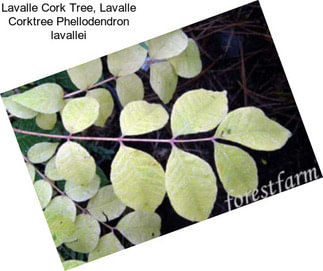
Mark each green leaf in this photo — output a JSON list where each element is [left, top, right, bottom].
[[65, 214, 101, 253], [111, 146, 166, 212], [107, 44, 147, 76], [169, 39, 202, 78], [86, 88, 114, 127], [62, 260, 85, 270], [61, 97, 100, 134], [214, 143, 258, 197], [120, 101, 169, 136], [116, 211, 161, 245], [87, 185, 126, 222], [65, 174, 100, 202], [56, 142, 96, 185], [116, 74, 144, 107], [27, 142, 59, 163], [150, 61, 178, 104], [88, 233, 124, 262], [45, 156, 63, 181], [45, 196, 76, 221], [2, 96, 38, 119], [26, 162, 35, 183], [11, 83, 64, 114], [96, 166, 110, 187], [36, 113, 57, 130], [67, 58, 103, 89], [171, 89, 228, 136], [147, 29, 188, 59], [34, 180, 53, 209], [215, 107, 292, 151], [35, 71, 77, 91], [166, 147, 217, 221]]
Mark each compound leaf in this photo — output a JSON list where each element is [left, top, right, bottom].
[[215, 107, 292, 151], [171, 89, 228, 136], [62, 260, 85, 270], [166, 147, 217, 221], [34, 180, 53, 209], [2, 96, 38, 119], [36, 113, 57, 130], [111, 146, 166, 212], [214, 143, 258, 197], [116, 73, 144, 106], [45, 156, 63, 181], [120, 101, 169, 136], [27, 142, 59, 164]]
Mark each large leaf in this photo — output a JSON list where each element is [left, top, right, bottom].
[[116, 73, 144, 106], [215, 107, 292, 151], [27, 142, 59, 163], [88, 233, 124, 262], [34, 180, 53, 209], [45, 156, 63, 181], [147, 29, 188, 59], [107, 44, 147, 76], [61, 97, 100, 134], [56, 142, 96, 185], [11, 83, 64, 114], [169, 39, 202, 78], [67, 58, 102, 89], [166, 147, 217, 221], [214, 143, 258, 197], [150, 61, 178, 104], [87, 185, 126, 222], [62, 260, 85, 270], [35, 113, 57, 130], [65, 214, 101, 253], [86, 88, 114, 127], [120, 101, 169, 136], [171, 89, 228, 136], [2, 96, 38, 119], [111, 146, 166, 212], [116, 211, 161, 245]]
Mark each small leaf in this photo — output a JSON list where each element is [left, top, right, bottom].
[[169, 39, 202, 78], [65, 214, 101, 253], [116, 74, 144, 106], [171, 89, 228, 136], [45, 156, 63, 181], [62, 260, 85, 270], [214, 143, 258, 197], [2, 96, 38, 119], [87, 185, 126, 222], [215, 107, 292, 151], [11, 83, 64, 114], [111, 146, 166, 212], [26, 162, 35, 183], [88, 233, 124, 262], [34, 180, 53, 209], [45, 196, 76, 221], [117, 211, 161, 245], [166, 147, 217, 221], [147, 29, 188, 59], [86, 88, 114, 127], [107, 44, 147, 76], [27, 142, 59, 163], [150, 61, 178, 104], [36, 113, 57, 130], [67, 58, 102, 89], [61, 97, 100, 134], [120, 101, 169, 136], [56, 142, 96, 185], [65, 174, 100, 202]]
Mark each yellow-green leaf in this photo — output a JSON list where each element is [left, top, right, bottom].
[[11, 83, 64, 114], [169, 39, 202, 78], [45, 196, 76, 221], [2, 96, 38, 119], [147, 29, 188, 59], [171, 89, 228, 136], [111, 146, 166, 212], [45, 156, 63, 181], [88, 233, 124, 262], [27, 142, 59, 164], [65, 214, 101, 253], [35, 113, 57, 130], [87, 185, 126, 222], [65, 174, 100, 202], [116, 74, 144, 107], [107, 44, 147, 76], [26, 162, 35, 183], [214, 143, 258, 197], [56, 142, 96, 185], [61, 97, 100, 134], [116, 211, 161, 245], [34, 180, 53, 209], [67, 58, 102, 90], [215, 107, 292, 151], [150, 61, 178, 104], [62, 260, 85, 270], [120, 101, 169, 136], [166, 147, 217, 221]]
